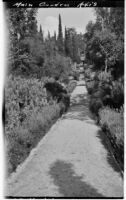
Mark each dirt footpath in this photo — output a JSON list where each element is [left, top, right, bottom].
[[5, 82, 123, 198]]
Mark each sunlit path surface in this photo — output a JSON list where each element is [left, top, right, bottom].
[[5, 81, 123, 198]]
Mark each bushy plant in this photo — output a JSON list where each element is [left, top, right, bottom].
[[87, 71, 124, 113], [99, 106, 124, 146], [97, 74, 124, 109], [84, 68, 92, 80], [6, 103, 61, 174], [86, 81, 96, 94], [5, 75, 49, 136], [89, 97, 103, 116], [98, 71, 112, 82], [87, 72, 111, 115], [43, 54, 71, 82], [44, 81, 70, 111], [44, 81, 67, 98], [70, 70, 80, 81], [110, 79, 124, 108], [5, 75, 68, 175]]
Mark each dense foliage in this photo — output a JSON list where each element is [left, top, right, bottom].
[[7, 103, 61, 174], [7, 9, 84, 79], [99, 106, 124, 168], [99, 106, 124, 147], [44, 81, 70, 111], [5, 75, 47, 134], [5, 75, 70, 174], [84, 7, 124, 167], [84, 8, 124, 77], [84, 7, 124, 111]]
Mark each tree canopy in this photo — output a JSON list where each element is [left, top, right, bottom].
[[84, 7, 124, 77], [7, 9, 85, 80]]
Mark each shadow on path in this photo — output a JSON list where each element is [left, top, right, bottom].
[[49, 160, 105, 197], [96, 130, 122, 175]]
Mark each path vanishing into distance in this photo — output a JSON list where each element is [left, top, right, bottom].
[[6, 80, 123, 198]]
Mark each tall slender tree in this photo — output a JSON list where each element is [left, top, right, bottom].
[[66, 28, 73, 58], [72, 34, 79, 63], [48, 31, 51, 40], [39, 25, 42, 34], [64, 26, 68, 56], [39, 25, 44, 41], [58, 14, 64, 53], [54, 31, 57, 42]]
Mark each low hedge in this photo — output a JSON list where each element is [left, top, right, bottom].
[[99, 107, 124, 147], [99, 106, 124, 169]]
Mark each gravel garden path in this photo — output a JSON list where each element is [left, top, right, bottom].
[[5, 81, 123, 198]]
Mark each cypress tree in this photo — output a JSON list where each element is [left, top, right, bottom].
[[40, 25, 42, 34], [54, 31, 57, 41], [48, 31, 51, 40], [72, 34, 79, 63], [58, 14, 64, 53], [39, 25, 44, 41], [66, 28, 73, 58], [65, 26, 68, 56]]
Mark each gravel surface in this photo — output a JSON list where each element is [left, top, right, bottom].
[[5, 82, 123, 198]]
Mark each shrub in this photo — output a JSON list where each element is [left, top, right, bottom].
[[87, 71, 124, 111], [61, 93, 70, 111], [89, 97, 103, 117], [84, 68, 92, 80], [98, 71, 112, 82], [43, 54, 71, 82], [44, 81, 70, 111], [5, 75, 67, 175], [72, 71, 80, 81], [44, 81, 67, 98], [97, 72, 124, 109], [110, 80, 124, 109], [6, 103, 61, 174], [86, 80, 96, 94], [7, 128, 31, 172], [5, 75, 48, 136], [99, 106, 124, 147]]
